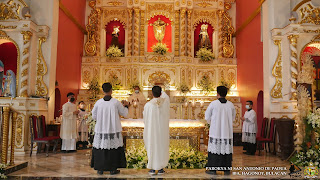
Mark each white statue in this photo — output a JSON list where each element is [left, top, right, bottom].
[[3, 70, 16, 98]]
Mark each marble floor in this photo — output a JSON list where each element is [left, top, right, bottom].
[[7, 146, 294, 179]]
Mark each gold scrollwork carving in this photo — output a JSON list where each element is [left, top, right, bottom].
[[146, 3, 174, 21], [148, 71, 171, 85], [221, 3, 234, 58], [15, 114, 24, 148], [85, 0, 100, 56], [140, 10, 145, 56], [180, 9, 187, 56], [0, 1, 21, 20], [0, 24, 17, 29], [193, 10, 216, 29], [107, 0, 123, 6], [270, 40, 283, 98], [288, 34, 299, 100], [298, 4, 320, 25], [127, 9, 133, 56], [20, 31, 33, 97], [187, 10, 192, 57], [174, 10, 180, 57], [35, 37, 48, 97]]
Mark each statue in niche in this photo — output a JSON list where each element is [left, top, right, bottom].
[[111, 26, 120, 47], [150, 18, 168, 43], [3, 70, 16, 98], [198, 24, 212, 50], [0, 60, 4, 96]]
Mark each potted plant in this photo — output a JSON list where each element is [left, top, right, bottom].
[[196, 48, 215, 62], [151, 43, 169, 55]]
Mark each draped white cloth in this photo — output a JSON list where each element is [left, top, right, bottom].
[[205, 100, 236, 155], [60, 102, 78, 150], [143, 92, 170, 170], [242, 109, 257, 143], [128, 92, 147, 119], [92, 98, 128, 149]]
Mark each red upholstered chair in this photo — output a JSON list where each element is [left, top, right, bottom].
[[256, 118, 276, 156], [30, 115, 60, 157]]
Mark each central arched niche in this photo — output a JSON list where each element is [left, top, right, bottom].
[[194, 22, 214, 56], [105, 20, 125, 52], [147, 15, 172, 52]]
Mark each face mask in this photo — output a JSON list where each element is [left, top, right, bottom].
[[135, 90, 139, 94], [246, 105, 251, 110], [70, 97, 75, 102]]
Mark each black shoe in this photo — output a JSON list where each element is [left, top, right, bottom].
[[148, 169, 156, 175], [205, 170, 217, 175], [158, 169, 165, 174], [243, 152, 248, 154], [110, 170, 120, 175], [97, 170, 103, 175], [224, 171, 231, 175]]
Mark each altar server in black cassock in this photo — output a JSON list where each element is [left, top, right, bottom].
[[205, 86, 236, 175], [91, 83, 129, 175], [241, 100, 257, 155]]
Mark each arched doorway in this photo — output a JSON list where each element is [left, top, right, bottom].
[[0, 39, 18, 97]]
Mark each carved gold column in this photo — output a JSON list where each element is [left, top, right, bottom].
[[180, 8, 187, 57], [187, 10, 192, 57], [140, 10, 145, 56], [10, 112, 17, 166], [174, 10, 180, 57], [127, 9, 133, 56], [270, 40, 283, 98], [85, 0, 100, 56], [1, 107, 10, 164], [133, 8, 140, 56], [36, 37, 48, 96], [20, 31, 33, 97], [218, 10, 224, 58], [288, 34, 299, 100]]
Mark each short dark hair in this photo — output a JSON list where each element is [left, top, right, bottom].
[[152, 86, 162, 98], [67, 92, 74, 97], [246, 100, 253, 105], [133, 86, 140, 89], [217, 86, 228, 97], [102, 83, 112, 93], [78, 101, 84, 105]]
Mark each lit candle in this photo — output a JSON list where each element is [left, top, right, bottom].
[[191, 101, 195, 107], [200, 101, 204, 108]]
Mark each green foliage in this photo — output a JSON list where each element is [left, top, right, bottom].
[[152, 43, 169, 55], [88, 78, 100, 101], [198, 76, 213, 93], [106, 45, 124, 57], [109, 75, 122, 90], [196, 48, 215, 62], [126, 147, 207, 169], [177, 82, 191, 95]]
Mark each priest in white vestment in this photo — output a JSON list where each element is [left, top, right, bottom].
[[91, 83, 129, 175], [241, 100, 257, 155], [205, 86, 236, 175], [128, 86, 146, 119], [143, 86, 170, 175], [60, 92, 79, 152]]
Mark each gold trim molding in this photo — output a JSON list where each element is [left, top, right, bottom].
[[35, 37, 48, 96], [270, 40, 283, 98]]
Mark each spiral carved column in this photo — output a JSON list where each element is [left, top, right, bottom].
[[20, 31, 33, 97], [140, 10, 145, 56], [218, 10, 224, 58], [133, 8, 140, 56], [127, 9, 133, 56], [288, 34, 299, 100], [180, 8, 186, 57], [187, 10, 192, 57], [10, 112, 17, 166], [174, 10, 180, 57], [1, 107, 10, 164]]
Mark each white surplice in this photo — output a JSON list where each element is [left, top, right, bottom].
[[60, 102, 78, 150], [78, 110, 88, 141], [92, 98, 128, 149], [128, 92, 147, 119], [242, 109, 257, 143], [205, 99, 236, 155], [143, 92, 170, 170]]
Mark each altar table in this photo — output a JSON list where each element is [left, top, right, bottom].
[[121, 119, 205, 151]]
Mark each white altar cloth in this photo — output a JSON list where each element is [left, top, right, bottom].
[[121, 119, 205, 128]]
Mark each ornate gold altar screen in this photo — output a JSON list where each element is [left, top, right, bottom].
[[78, 0, 242, 132]]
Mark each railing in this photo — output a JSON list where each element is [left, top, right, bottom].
[[0, 105, 18, 165]]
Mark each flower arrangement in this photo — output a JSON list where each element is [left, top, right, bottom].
[[126, 147, 207, 169], [0, 163, 8, 179], [177, 82, 191, 95], [198, 75, 213, 93], [86, 112, 95, 135], [106, 45, 124, 58], [196, 48, 215, 62], [151, 43, 169, 55], [88, 78, 100, 101], [109, 75, 122, 90], [292, 110, 320, 168]]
